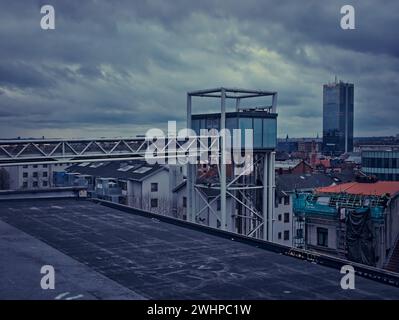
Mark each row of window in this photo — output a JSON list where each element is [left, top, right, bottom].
[[363, 172, 399, 181], [278, 212, 290, 223], [22, 163, 70, 169], [191, 116, 277, 149], [22, 181, 48, 188], [23, 171, 48, 178], [276, 196, 290, 206], [278, 230, 290, 241], [22, 164, 48, 169], [362, 157, 398, 169]]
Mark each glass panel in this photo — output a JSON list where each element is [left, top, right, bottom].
[[239, 118, 253, 148], [253, 118, 262, 148], [263, 118, 277, 148], [192, 119, 200, 135]]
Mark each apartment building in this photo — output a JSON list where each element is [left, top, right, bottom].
[[293, 181, 399, 270], [274, 173, 335, 247], [4, 162, 70, 190], [64, 160, 184, 216]]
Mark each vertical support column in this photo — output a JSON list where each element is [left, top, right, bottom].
[[186, 93, 195, 222], [272, 93, 278, 113], [220, 88, 227, 231], [263, 153, 268, 241], [344, 85, 348, 153], [268, 152, 275, 241], [262, 152, 275, 241], [235, 98, 241, 112]]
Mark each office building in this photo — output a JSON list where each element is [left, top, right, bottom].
[[322, 79, 354, 156], [361, 147, 399, 181]]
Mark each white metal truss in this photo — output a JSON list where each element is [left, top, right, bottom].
[[0, 136, 219, 166]]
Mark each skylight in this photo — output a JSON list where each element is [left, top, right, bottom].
[[117, 165, 135, 172], [90, 162, 104, 168], [78, 162, 90, 167], [133, 166, 152, 174]]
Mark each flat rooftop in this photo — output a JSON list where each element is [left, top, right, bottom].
[[1, 199, 399, 299]]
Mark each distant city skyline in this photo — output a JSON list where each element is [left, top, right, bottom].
[[0, 1, 398, 139]]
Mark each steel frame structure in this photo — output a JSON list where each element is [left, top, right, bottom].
[[187, 87, 277, 241], [0, 136, 218, 167]]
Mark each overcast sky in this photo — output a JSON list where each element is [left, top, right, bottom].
[[0, 0, 398, 139]]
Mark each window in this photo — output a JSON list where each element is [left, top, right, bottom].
[[239, 118, 253, 148], [33, 181, 38, 188], [22, 182, 28, 188], [317, 227, 328, 247], [263, 118, 277, 148], [284, 230, 290, 241], [278, 232, 282, 240], [284, 196, 290, 205], [253, 118, 263, 148], [278, 214, 282, 221], [150, 198, 158, 208], [23, 165, 28, 169], [119, 181, 127, 190], [284, 212, 290, 223], [42, 181, 48, 187], [151, 183, 158, 192], [23, 172, 28, 178], [33, 165, 38, 168], [42, 172, 48, 178], [42, 164, 48, 168], [183, 197, 187, 208], [33, 172, 38, 178]]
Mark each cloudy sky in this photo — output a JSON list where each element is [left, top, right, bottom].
[[0, 0, 398, 139]]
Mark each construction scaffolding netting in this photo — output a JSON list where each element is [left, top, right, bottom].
[[346, 207, 376, 266], [293, 192, 386, 220]]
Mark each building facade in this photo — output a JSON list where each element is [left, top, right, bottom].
[[63, 161, 184, 216], [274, 173, 335, 247], [293, 181, 399, 270], [4, 163, 70, 190], [322, 80, 354, 156], [361, 150, 399, 181]]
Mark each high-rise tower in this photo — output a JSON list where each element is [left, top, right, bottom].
[[322, 79, 354, 155]]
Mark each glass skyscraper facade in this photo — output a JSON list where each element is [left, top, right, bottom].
[[322, 81, 354, 156], [362, 150, 399, 181]]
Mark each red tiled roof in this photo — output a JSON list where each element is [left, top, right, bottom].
[[316, 181, 399, 197]]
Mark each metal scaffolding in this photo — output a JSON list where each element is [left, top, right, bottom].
[[187, 88, 277, 241]]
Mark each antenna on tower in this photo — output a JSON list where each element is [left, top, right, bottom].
[[335, 75, 338, 84]]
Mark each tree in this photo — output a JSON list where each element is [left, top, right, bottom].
[[0, 168, 10, 190]]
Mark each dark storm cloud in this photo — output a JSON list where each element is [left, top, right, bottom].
[[0, 0, 398, 138], [0, 61, 54, 88]]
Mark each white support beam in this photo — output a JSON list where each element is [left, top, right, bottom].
[[220, 88, 227, 231]]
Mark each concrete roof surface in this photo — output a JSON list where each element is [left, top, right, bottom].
[[1, 199, 399, 299]]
